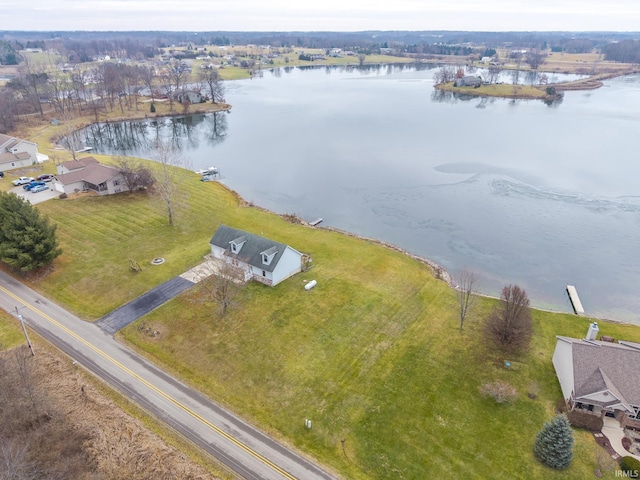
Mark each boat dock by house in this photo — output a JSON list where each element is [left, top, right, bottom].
[[566, 285, 585, 315]]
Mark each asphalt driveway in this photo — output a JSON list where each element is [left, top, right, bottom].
[[10, 184, 59, 204]]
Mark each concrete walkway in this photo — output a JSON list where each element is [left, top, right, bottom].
[[600, 417, 640, 461], [97, 258, 222, 334]]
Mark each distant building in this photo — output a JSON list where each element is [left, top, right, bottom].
[[0, 134, 40, 173], [454, 76, 483, 88]]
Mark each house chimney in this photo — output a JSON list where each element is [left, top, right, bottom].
[[586, 322, 599, 341]]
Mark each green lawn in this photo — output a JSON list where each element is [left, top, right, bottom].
[[25, 158, 637, 478], [0, 312, 24, 351]]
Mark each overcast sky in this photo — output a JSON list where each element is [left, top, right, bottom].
[[2, 0, 639, 32]]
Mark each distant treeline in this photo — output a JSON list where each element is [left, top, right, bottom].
[[602, 40, 640, 63]]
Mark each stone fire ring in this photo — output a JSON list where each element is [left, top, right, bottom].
[[151, 257, 165, 265]]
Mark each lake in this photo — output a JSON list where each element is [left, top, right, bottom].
[[75, 64, 640, 323]]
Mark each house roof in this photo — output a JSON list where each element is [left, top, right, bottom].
[[0, 134, 36, 150], [59, 156, 99, 171], [209, 225, 295, 273], [56, 163, 121, 186], [558, 336, 640, 410], [0, 151, 30, 165]]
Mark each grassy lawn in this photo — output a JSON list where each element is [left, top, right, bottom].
[[436, 82, 549, 100], [9, 154, 636, 477], [0, 312, 25, 350]]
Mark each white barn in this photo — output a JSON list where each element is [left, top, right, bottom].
[[209, 225, 304, 287]]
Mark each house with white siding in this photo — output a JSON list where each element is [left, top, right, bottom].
[[209, 225, 304, 287], [552, 331, 640, 428], [53, 157, 128, 196], [0, 134, 39, 173]]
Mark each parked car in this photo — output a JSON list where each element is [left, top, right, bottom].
[[30, 185, 49, 194], [12, 176, 34, 186], [23, 181, 46, 191], [36, 174, 54, 182]]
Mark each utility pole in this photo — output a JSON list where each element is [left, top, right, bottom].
[[15, 306, 35, 356]]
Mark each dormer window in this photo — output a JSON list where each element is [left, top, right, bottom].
[[229, 235, 247, 254], [261, 246, 278, 265]]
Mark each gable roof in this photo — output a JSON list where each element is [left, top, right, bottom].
[[56, 163, 122, 186], [209, 225, 296, 273], [59, 156, 99, 171], [558, 336, 640, 411], [0, 151, 31, 165], [0, 133, 36, 150]]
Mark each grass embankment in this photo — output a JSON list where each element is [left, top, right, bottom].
[[0, 311, 25, 350], [21, 159, 638, 479]]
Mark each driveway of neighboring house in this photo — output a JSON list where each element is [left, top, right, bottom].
[[11, 185, 58, 205], [602, 416, 640, 461]]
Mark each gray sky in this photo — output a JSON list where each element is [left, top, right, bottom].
[[2, 0, 639, 32]]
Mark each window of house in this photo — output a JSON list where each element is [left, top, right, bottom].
[[10, 162, 15, 167], [114, 180, 120, 186], [231, 244, 237, 253]]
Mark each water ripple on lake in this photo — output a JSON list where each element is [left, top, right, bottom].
[[490, 179, 640, 214]]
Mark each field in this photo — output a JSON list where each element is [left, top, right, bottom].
[[13, 157, 636, 478]]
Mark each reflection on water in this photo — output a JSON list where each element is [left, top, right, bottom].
[[73, 112, 228, 158]]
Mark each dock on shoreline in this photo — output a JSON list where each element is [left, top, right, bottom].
[[566, 285, 585, 316]]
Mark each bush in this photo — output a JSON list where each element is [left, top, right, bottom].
[[479, 381, 518, 403], [59, 193, 67, 199], [546, 86, 557, 96], [620, 456, 640, 474], [567, 410, 604, 431], [622, 437, 632, 451]]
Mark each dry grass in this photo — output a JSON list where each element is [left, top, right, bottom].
[[0, 341, 227, 479]]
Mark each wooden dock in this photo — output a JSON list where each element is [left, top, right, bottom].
[[566, 285, 585, 316], [309, 218, 323, 226]]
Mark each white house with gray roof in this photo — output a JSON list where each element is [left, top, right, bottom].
[[209, 225, 304, 287], [0, 134, 39, 173], [553, 335, 640, 428], [53, 157, 128, 196]]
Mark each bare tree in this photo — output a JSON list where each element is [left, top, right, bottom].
[[486, 66, 502, 84], [151, 140, 185, 226], [114, 157, 155, 192], [198, 260, 246, 316], [434, 65, 457, 85], [455, 268, 479, 330], [485, 285, 533, 353], [197, 68, 225, 104], [358, 54, 366, 66], [526, 49, 546, 70]]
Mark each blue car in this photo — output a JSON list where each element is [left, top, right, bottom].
[[23, 181, 46, 191], [30, 185, 49, 193]]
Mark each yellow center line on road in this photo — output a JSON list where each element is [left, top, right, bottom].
[[1, 285, 297, 480]]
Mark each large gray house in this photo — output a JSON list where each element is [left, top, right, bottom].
[[53, 157, 128, 196], [209, 225, 304, 287], [552, 330, 640, 428]]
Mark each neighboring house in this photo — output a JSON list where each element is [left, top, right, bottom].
[[454, 76, 483, 88], [209, 225, 304, 287], [53, 157, 128, 196], [552, 327, 640, 428], [0, 134, 39, 173], [174, 89, 204, 104]]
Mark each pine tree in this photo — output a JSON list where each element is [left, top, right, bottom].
[[0, 192, 62, 271], [533, 414, 574, 469]]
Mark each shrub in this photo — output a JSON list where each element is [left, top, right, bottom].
[[620, 456, 640, 474], [479, 381, 518, 403], [622, 437, 632, 451], [546, 86, 557, 96], [567, 410, 604, 431], [533, 414, 574, 470], [58, 193, 67, 199]]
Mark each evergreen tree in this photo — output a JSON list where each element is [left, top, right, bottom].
[[0, 192, 62, 271], [533, 414, 574, 470]]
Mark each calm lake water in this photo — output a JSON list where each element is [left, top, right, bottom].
[[76, 65, 640, 323]]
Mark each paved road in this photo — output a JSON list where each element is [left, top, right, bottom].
[[0, 270, 337, 480]]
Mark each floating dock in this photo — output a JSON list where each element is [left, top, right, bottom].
[[309, 218, 323, 226], [566, 285, 585, 316]]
